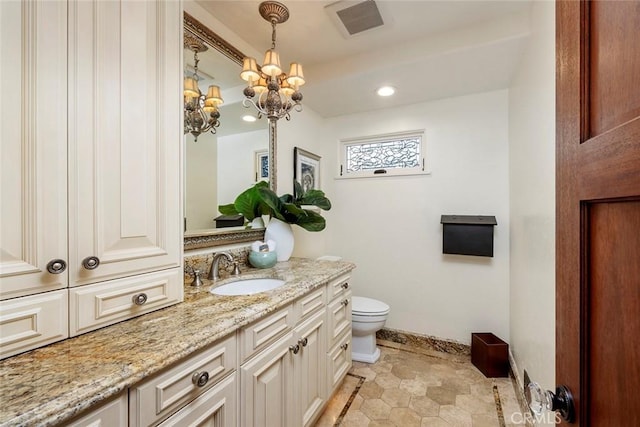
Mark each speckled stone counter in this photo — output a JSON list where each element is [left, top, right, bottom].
[[0, 258, 355, 427]]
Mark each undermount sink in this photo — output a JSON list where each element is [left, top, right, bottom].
[[210, 278, 286, 296]]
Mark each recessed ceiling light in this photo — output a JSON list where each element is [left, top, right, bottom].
[[376, 86, 395, 97], [242, 115, 257, 122]]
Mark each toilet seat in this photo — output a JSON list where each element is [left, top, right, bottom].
[[352, 296, 390, 316]]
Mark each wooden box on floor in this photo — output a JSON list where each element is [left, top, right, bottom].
[[471, 332, 509, 377]]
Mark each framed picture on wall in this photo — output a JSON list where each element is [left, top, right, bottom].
[[254, 150, 269, 182], [294, 147, 321, 196]]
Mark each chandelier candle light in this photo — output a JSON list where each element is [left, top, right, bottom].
[[184, 34, 224, 142], [240, 1, 305, 191]]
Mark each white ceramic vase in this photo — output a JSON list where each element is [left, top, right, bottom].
[[265, 218, 294, 261]]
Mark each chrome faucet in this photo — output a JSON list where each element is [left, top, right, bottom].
[[208, 252, 241, 280]]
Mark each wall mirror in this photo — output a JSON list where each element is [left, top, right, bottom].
[[183, 12, 269, 250]]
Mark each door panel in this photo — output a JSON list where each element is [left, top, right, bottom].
[[557, 0, 640, 425], [68, 0, 181, 287], [587, 201, 640, 426], [0, 0, 68, 300], [588, 1, 640, 137]]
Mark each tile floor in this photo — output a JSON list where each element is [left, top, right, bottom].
[[315, 341, 526, 427]]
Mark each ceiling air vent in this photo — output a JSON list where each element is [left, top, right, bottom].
[[325, 0, 389, 38]]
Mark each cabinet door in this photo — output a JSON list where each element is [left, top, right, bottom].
[[295, 309, 327, 427], [241, 331, 295, 427], [0, 0, 68, 300], [66, 392, 127, 427], [67, 0, 182, 287]]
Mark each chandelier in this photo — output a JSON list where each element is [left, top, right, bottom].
[[240, 1, 305, 121], [184, 35, 224, 141]]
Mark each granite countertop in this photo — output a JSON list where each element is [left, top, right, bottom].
[[0, 258, 355, 427]]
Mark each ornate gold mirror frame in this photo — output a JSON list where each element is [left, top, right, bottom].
[[183, 12, 265, 251]]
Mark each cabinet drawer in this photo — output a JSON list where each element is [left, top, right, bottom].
[[327, 291, 351, 348], [327, 331, 352, 394], [69, 268, 183, 336], [327, 274, 351, 301], [158, 372, 237, 427], [240, 304, 296, 362], [67, 392, 127, 427], [129, 333, 237, 427], [296, 286, 325, 322], [0, 289, 68, 360]]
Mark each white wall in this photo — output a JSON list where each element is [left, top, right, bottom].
[[323, 90, 510, 344], [217, 129, 268, 206], [508, 0, 556, 398], [185, 133, 217, 231], [277, 106, 331, 260]]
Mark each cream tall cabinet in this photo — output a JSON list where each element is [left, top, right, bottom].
[[0, 0, 183, 359]]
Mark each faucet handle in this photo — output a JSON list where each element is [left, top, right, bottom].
[[231, 261, 241, 276], [191, 269, 204, 287]]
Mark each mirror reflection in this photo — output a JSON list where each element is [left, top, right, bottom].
[[183, 18, 268, 234]]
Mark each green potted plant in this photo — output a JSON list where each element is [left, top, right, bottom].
[[218, 181, 331, 261]]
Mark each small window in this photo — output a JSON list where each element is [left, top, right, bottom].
[[339, 130, 426, 178]]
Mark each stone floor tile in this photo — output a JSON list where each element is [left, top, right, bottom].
[[408, 395, 440, 417], [352, 366, 378, 382], [421, 417, 453, 427], [426, 386, 458, 405], [361, 398, 392, 420], [360, 381, 385, 399], [441, 377, 472, 394], [351, 394, 364, 411], [381, 387, 411, 407], [455, 394, 496, 415], [371, 361, 394, 374], [389, 407, 422, 427], [400, 378, 428, 396], [341, 409, 371, 426], [375, 372, 402, 389], [471, 413, 500, 427], [439, 404, 473, 426], [369, 421, 396, 427], [391, 364, 418, 380], [416, 372, 444, 387]]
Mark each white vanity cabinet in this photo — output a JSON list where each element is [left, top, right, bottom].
[[241, 275, 352, 427], [0, 0, 183, 358]]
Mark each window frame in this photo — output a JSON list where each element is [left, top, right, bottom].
[[337, 130, 428, 179]]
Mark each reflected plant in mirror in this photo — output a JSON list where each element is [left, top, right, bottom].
[[183, 12, 269, 248]]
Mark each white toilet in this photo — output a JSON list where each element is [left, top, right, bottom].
[[351, 296, 390, 363]]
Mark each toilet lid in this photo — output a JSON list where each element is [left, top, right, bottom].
[[352, 296, 390, 315]]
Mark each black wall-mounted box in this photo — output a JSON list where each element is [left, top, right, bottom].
[[214, 214, 244, 228], [441, 215, 497, 257]]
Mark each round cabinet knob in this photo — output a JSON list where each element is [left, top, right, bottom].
[[46, 259, 67, 274], [342, 299, 349, 306], [526, 382, 575, 423], [289, 344, 300, 355], [298, 337, 308, 347], [341, 282, 349, 289], [340, 342, 349, 351], [192, 371, 210, 387], [132, 293, 148, 306], [82, 256, 100, 270]]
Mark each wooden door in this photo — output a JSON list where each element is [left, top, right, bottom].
[[67, 0, 182, 287], [556, 1, 640, 425], [0, 0, 68, 300]]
